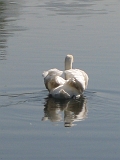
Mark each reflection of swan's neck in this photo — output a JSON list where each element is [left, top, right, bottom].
[[65, 55, 73, 70]]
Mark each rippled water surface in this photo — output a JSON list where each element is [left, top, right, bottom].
[[0, 0, 120, 159]]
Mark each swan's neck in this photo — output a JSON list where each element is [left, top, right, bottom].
[[65, 61, 72, 70], [64, 55, 73, 80], [65, 57, 73, 70]]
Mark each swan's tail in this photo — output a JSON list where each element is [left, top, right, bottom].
[[54, 89, 71, 99]]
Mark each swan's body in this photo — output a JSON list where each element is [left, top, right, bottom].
[[42, 55, 88, 99]]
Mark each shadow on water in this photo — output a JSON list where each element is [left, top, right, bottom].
[[42, 95, 87, 127]]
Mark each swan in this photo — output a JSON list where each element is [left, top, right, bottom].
[[42, 55, 88, 99]]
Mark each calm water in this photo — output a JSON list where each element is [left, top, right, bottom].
[[0, 0, 120, 159]]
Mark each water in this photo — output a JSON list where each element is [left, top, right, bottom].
[[0, 0, 120, 159]]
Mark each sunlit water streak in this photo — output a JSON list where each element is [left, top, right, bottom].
[[0, 0, 27, 60]]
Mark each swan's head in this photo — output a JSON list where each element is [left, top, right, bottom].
[[65, 54, 74, 70]]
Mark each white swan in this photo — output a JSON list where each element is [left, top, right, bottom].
[[42, 55, 89, 99]]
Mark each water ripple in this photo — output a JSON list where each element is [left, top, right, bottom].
[[37, 0, 107, 16]]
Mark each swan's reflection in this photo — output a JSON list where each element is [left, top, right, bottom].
[[42, 96, 87, 127]]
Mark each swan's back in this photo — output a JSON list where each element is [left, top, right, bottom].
[[42, 68, 63, 78]]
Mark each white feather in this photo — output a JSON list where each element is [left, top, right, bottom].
[[42, 55, 89, 99]]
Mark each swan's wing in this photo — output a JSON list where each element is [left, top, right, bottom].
[[73, 69, 89, 88], [64, 69, 89, 91], [45, 76, 65, 91], [42, 68, 63, 78], [82, 70, 89, 88], [66, 77, 84, 94], [44, 75, 65, 92], [42, 68, 65, 91]]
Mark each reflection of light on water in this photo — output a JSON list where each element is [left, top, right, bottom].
[[0, 1, 26, 60], [0, 89, 87, 127], [64, 99, 87, 127], [42, 96, 88, 127], [39, 1, 107, 16]]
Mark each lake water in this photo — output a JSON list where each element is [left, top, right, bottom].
[[0, 0, 120, 159]]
